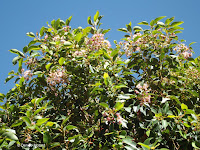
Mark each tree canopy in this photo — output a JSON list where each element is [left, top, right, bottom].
[[0, 11, 200, 149]]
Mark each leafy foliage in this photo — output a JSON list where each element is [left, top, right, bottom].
[[0, 11, 200, 149]]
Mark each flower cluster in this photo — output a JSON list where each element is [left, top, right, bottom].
[[52, 35, 66, 44], [73, 49, 87, 57], [116, 112, 127, 125], [22, 69, 33, 81], [102, 110, 127, 128], [120, 33, 144, 56], [135, 83, 151, 105], [86, 34, 111, 50], [46, 69, 67, 90], [174, 43, 193, 59]]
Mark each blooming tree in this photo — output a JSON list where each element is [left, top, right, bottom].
[[0, 11, 200, 149]]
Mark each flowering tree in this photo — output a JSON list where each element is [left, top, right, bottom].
[[0, 11, 200, 149]]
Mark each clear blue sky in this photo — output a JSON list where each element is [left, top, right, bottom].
[[0, 0, 200, 94]]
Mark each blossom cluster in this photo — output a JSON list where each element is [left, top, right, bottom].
[[102, 110, 127, 127], [25, 58, 38, 70], [52, 35, 66, 44], [86, 34, 111, 51], [120, 33, 145, 56], [135, 83, 151, 105], [174, 43, 193, 59], [22, 69, 33, 81], [73, 49, 87, 57], [46, 69, 67, 90]]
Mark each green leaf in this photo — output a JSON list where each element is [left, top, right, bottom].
[[33, 71, 43, 76], [66, 16, 72, 26], [43, 132, 51, 144], [181, 103, 188, 110], [9, 49, 25, 57], [192, 141, 200, 149], [62, 114, 72, 126], [46, 63, 52, 70], [36, 118, 49, 126], [59, 57, 65, 65], [185, 109, 195, 114], [35, 97, 46, 105], [5, 75, 14, 83], [45, 121, 55, 127], [68, 134, 81, 141], [66, 125, 77, 131], [103, 73, 109, 79], [138, 21, 148, 25], [161, 120, 168, 129], [89, 65, 94, 73], [154, 16, 166, 23], [124, 146, 137, 150], [26, 32, 35, 38], [189, 42, 196, 46], [150, 20, 155, 26], [111, 49, 119, 57], [133, 26, 142, 31], [23, 46, 28, 53], [12, 56, 21, 65], [51, 19, 55, 28], [33, 107, 45, 116], [161, 97, 170, 103], [118, 94, 130, 100], [87, 16, 93, 25], [114, 102, 124, 112], [138, 142, 150, 149], [157, 21, 165, 26], [21, 116, 31, 126], [64, 41, 72, 46], [126, 23, 132, 32], [99, 102, 109, 109], [183, 123, 191, 128], [165, 17, 175, 25], [170, 21, 184, 27], [118, 28, 128, 32], [83, 27, 91, 36], [18, 58, 23, 73], [11, 121, 23, 127], [94, 10, 99, 22], [146, 130, 150, 137], [55, 18, 60, 29], [2, 132, 18, 141], [40, 26, 45, 37], [28, 45, 41, 51], [167, 115, 176, 118], [114, 84, 127, 89], [123, 137, 138, 149], [50, 142, 60, 149], [102, 29, 111, 34], [75, 32, 82, 42]]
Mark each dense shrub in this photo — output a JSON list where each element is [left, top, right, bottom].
[[0, 11, 200, 149]]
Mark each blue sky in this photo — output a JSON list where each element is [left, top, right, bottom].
[[0, 0, 200, 94]]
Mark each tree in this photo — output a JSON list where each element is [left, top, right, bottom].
[[0, 11, 200, 149]]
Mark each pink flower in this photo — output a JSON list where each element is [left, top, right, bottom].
[[135, 90, 139, 94], [53, 35, 60, 41], [106, 117, 111, 121], [86, 34, 111, 50], [44, 34, 48, 40], [182, 51, 192, 59], [136, 83, 143, 90], [23, 70, 33, 81], [104, 40, 111, 49], [143, 83, 148, 91]]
